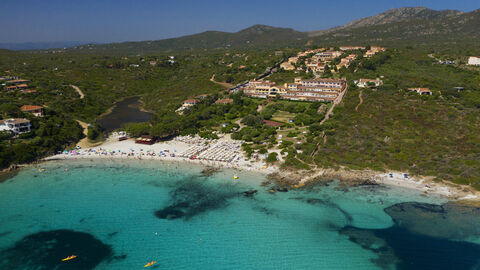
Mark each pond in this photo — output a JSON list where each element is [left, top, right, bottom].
[[97, 96, 153, 132]]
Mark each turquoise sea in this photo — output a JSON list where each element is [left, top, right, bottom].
[[1, 159, 480, 269]]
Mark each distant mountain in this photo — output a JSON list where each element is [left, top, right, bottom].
[[309, 7, 464, 37], [309, 8, 480, 46], [33, 7, 480, 54], [67, 25, 306, 54], [0, 41, 92, 51]]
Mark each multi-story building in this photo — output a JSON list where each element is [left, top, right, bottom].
[[339, 46, 365, 51], [337, 54, 357, 69], [0, 118, 31, 136], [243, 78, 346, 102], [313, 51, 342, 61]]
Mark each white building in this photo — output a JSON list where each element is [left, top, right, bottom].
[[355, 78, 383, 88], [0, 118, 31, 136], [467, 56, 480, 66]]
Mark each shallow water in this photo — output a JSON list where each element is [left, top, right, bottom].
[[0, 159, 479, 269]]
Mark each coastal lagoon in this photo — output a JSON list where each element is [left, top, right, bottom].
[[1, 159, 480, 269], [97, 97, 153, 132]]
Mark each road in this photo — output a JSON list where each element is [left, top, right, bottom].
[[71, 85, 84, 99]]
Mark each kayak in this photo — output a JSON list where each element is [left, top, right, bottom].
[[144, 261, 156, 267], [233, 175, 239, 179], [62, 255, 77, 261]]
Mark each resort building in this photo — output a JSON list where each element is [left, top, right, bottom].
[[0, 118, 31, 136], [215, 98, 234, 105], [243, 78, 346, 102], [6, 79, 30, 85], [21, 105, 44, 117], [313, 51, 342, 61], [364, 47, 387, 57], [355, 78, 383, 88], [339, 46, 365, 51], [5, 84, 28, 91], [337, 54, 357, 69], [408, 88, 432, 95], [467, 56, 480, 66]]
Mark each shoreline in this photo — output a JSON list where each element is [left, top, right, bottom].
[[23, 134, 479, 204]]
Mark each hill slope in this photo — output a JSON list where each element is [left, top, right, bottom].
[[310, 8, 480, 47], [309, 7, 463, 37], [67, 25, 306, 54]]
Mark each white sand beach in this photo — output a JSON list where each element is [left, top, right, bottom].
[[46, 134, 277, 175], [44, 133, 480, 202]]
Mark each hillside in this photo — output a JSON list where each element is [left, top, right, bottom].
[[308, 7, 463, 37], [66, 25, 307, 55], [309, 8, 480, 47]]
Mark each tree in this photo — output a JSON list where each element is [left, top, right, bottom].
[[266, 152, 278, 163]]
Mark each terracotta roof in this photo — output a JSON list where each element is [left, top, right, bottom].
[[21, 105, 43, 111], [184, 99, 199, 103]]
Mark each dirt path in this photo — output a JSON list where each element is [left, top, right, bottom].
[[210, 74, 233, 88], [71, 85, 84, 99], [355, 90, 363, 112], [319, 85, 348, 125], [75, 120, 102, 148]]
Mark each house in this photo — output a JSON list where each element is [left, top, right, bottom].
[[275, 51, 283, 56], [21, 105, 44, 117], [355, 78, 383, 88], [5, 84, 28, 91], [149, 61, 157, 66], [215, 98, 233, 105], [467, 56, 480, 66], [408, 88, 432, 95], [0, 118, 31, 136], [183, 99, 199, 107]]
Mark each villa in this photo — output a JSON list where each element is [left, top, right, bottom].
[[408, 88, 432, 95], [21, 105, 44, 117], [0, 118, 32, 136], [183, 99, 199, 107], [355, 78, 383, 88], [467, 56, 480, 66]]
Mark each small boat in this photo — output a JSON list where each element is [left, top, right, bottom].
[[144, 261, 157, 267], [62, 255, 77, 261], [233, 175, 239, 180]]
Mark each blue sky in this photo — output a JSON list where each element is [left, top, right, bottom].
[[0, 0, 478, 43]]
